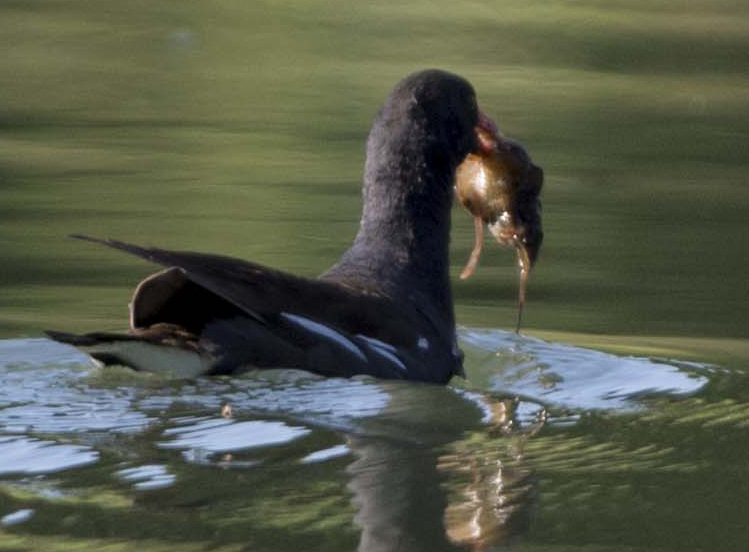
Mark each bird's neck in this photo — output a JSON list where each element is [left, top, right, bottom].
[[323, 121, 457, 327]]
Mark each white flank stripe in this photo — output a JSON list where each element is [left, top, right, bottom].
[[356, 335, 407, 372], [281, 313, 367, 362], [356, 334, 397, 353]]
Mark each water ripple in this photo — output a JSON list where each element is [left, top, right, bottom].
[[460, 328, 708, 410], [159, 417, 311, 453], [0, 436, 98, 475], [115, 464, 177, 490], [0, 334, 713, 479]]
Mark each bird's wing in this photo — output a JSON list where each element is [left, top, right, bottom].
[[68, 235, 455, 381]]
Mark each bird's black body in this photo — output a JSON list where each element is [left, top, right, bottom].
[[47, 69, 489, 383]]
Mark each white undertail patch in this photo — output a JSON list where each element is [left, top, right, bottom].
[[84, 341, 211, 378]]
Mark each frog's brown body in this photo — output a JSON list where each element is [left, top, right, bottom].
[[455, 127, 544, 331], [455, 152, 514, 221]]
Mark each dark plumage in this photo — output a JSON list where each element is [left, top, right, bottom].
[[47, 69, 500, 383]]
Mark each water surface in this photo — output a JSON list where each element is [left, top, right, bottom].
[[3, 332, 741, 551]]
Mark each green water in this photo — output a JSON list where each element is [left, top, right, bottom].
[[1, 0, 749, 550], [2, 0, 748, 344]]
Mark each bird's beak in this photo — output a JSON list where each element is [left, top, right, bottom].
[[475, 110, 500, 154]]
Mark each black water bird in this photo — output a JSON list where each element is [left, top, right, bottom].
[[47, 69, 503, 383]]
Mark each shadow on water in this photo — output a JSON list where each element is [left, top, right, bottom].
[[0, 331, 725, 551]]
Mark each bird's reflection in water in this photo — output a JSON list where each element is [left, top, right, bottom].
[[439, 398, 544, 551], [344, 383, 544, 552]]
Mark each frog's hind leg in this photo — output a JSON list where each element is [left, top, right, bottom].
[[460, 215, 485, 280]]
